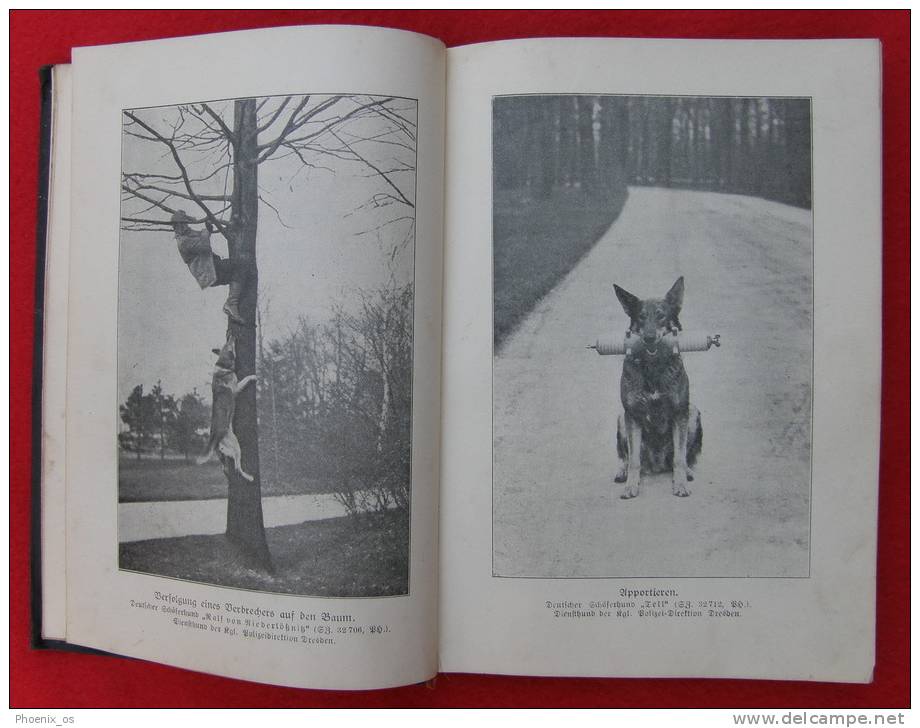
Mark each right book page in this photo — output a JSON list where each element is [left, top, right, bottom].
[[439, 37, 881, 681]]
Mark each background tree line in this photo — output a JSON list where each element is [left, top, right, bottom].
[[257, 283, 413, 516], [119, 383, 210, 461], [494, 95, 812, 208]]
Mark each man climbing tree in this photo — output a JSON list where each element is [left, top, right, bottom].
[[170, 209, 250, 325]]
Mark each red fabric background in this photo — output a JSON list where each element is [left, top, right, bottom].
[[10, 10, 909, 708]]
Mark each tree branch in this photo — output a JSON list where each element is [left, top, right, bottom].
[[123, 111, 229, 235], [266, 97, 391, 155], [124, 163, 234, 185], [258, 192, 293, 229], [254, 95, 313, 160], [124, 180, 231, 203], [121, 215, 175, 228], [256, 96, 294, 134], [285, 96, 390, 149], [121, 185, 181, 216], [330, 129, 414, 208], [198, 103, 235, 142]]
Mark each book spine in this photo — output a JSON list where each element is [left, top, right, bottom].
[[30, 65, 53, 650]]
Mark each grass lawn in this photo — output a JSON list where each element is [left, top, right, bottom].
[[119, 510, 409, 597], [493, 185, 627, 350], [119, 457, 331, 502]]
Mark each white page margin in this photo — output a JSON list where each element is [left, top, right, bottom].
[[440, 37, 880, 682]]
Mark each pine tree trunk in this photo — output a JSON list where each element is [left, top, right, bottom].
[[376, 310, 391, 454], [538, 99, 555, 198], [657, 99, 673, 187], [225, 98, 272, 570], [576, 97, 596, 194]]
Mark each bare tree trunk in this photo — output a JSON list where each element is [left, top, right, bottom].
[[558, 96, 576, 186], [576, 96, 596, 193], [537, 99, 556, 198], [641, 98, 653, 184], [377, 361, 391, 453], [226, 98, 272, 570], [723, 99, 735, 190], [784, 98, 812, 207], [657, 98, 674, 187], [694, 101, 706, 185], [615, 97, 630, 182], [376, 309, 391, 454]]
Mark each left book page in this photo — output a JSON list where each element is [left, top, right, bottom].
[[39, 63, 74, 644], [58, 25, 445, 690]]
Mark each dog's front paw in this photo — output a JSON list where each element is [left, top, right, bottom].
[[614, 463, 628, 483], [672, 479, 690, 497], [620, 479, 640, 499]]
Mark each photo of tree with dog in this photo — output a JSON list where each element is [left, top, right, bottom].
[[116, 93, 417, 596], [492, 95, 813, 578]]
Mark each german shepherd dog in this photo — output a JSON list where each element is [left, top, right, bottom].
[[612, 277, 702, 499], [197, 335, 257, 482]]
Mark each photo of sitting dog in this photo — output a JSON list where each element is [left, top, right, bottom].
[[491, 94, 813, 578], [613, 277, 702, 499], [197, 336, 257, 482]]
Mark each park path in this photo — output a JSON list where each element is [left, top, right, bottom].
[[119, 493, 353, 543], [493, 186, 813, 577]]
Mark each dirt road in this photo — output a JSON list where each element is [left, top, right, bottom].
[[493, 187, 812, 577]]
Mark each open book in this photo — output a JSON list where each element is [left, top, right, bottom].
[[35, 26, 882, 690]]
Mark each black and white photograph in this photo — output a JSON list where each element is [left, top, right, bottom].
[[492, 94, 812, 578], [116, 93, 418, 596]]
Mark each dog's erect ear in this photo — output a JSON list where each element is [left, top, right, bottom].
[[613, 284, 641, 320], [665, 277, 684, 313]]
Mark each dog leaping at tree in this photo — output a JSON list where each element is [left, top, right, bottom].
[[198, 336, 257, 482]]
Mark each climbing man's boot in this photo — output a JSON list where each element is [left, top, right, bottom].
[[223, 279, 246, 325]]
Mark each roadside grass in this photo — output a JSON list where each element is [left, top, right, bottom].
[[119, 457, 330, 502], [119, 509, 409, 597], [493, 185, 627, 351]]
